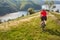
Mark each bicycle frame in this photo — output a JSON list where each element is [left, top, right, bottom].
[[41, 20, 46, 31]]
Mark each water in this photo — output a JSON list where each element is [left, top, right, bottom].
[[0, 11, 28, 22]]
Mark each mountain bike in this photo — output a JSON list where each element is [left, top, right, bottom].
[[41, 21, 46, 31]]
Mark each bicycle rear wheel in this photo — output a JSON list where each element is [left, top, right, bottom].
[[41, 21, 46, 31]]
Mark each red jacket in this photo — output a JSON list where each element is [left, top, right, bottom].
[[41, 10, 47, 16]]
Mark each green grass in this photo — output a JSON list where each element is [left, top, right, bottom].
[[15, 13, 39, 20], [51, 12, 60, 20], [0, 13, 60, 40], [51, 12, 60, 25]]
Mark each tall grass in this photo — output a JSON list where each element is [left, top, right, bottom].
[[0, 13, 60, 40], [51, 12, 60, 20]]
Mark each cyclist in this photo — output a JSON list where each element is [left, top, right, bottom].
[[40, 9, 47, 26]]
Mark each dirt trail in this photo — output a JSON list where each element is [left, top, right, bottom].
[[0, 12, 40, 30], [0, 12, 58, 31]]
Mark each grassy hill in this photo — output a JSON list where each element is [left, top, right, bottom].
[[51, 12, 60, 26], [51, 12, 60, 20], [0, 12, 60, 40]]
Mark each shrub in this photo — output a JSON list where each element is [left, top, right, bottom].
[[28, 8, 35, 14]]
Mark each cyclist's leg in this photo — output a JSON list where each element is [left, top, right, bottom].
[[44, 16, 47, 25], [42, 16, 47, 31], [44, 20, 46, 25], [42, 17, 46, 30], [41, 16, 44, 24]]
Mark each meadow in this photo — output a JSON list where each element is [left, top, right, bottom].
[[0, 12, 60, 40]]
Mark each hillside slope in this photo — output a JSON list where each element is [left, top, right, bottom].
[[0, 12, 60, 40], [0, 0, 41, 16]]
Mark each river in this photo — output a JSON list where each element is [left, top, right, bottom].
[[0, 11, 28, 22]]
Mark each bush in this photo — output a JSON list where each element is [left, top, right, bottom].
[[28, 8, 35, 14], [56, 9, 59, 13], [0, 19, 2, 24], [22, 14, 24, 17], [8, 19, 12, 21], [46, 9, 49, 12], [53, 6, 56, 8]]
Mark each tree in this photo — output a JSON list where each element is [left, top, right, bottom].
[[45, 0, 49, 5], [28, 8, 35, 14], [45, 0, 54, 11]]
